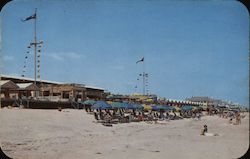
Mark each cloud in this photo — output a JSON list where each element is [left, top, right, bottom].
[[3, 55, 15, 61], [44, 52, 83, 61]]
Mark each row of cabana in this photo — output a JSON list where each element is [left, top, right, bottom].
[[80, 100, 201, 112]]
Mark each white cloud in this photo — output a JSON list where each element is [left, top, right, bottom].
[[3, 55, 15, 61], [47, 53, 64, 61], [44, 52, 83, 61]]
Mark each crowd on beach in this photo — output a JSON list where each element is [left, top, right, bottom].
[[84, 103, 204, 126], [82, 101, 246, 127]]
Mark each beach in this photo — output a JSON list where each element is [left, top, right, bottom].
[[0, 108, 248, 159]]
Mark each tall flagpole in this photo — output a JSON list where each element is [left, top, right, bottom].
[[143, 60, 145, 95], [34, 8, 37, 87]]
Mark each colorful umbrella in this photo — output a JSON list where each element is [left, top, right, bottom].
[[81, 100, 96, 105], [143, 104, 152, 111], [132, 103, 144, 109], [181, 105, 193, 111], [111, 102, 127, 109], [92, 101, 112, 110]]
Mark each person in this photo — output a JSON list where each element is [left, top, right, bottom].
[[235, 112, 241, 125], [94, 111, 99, 120], [197, 112, 201, 120], [201, 125, 208, 135], [229, 117, 233, 124], [100, 111, 104, 120]]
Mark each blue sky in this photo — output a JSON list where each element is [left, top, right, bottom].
[[0, 0, 249, 106]]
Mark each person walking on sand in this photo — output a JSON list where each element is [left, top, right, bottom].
[[235, 112, 241, 125], [201, 125, 208, 135]]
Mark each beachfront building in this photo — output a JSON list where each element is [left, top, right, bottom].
[[85, 86, 106, 100], [185, 96, 232, 108], [40, 83, 86, 101], [16, 83, 40, 98], [106, 93, 158, 104], [1, 74, 105, 102], [185, 96, 213, 107], [0, 80, 19, 99]]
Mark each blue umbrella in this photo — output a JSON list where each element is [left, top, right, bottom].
[[132, 103, 144, 109], [181, 105, 193, 111], [81, 100, 96, 105], [92, 101, 112, 110], [151, 105, 174, 111], [151, 105, 161, 111], [123, 102, 137, 109], [163, 105, 174, 111], [111, 102, 127, 109]]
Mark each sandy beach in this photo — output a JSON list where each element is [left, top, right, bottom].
[[0, 108, 248, 159]]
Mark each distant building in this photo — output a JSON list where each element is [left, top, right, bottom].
[[1, 74, 105, 101], [185, 96, 224, 107]]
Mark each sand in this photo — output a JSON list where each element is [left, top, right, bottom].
[[0, 108, 249, 159]]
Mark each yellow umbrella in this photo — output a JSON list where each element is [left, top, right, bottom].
[[107, 101, 113, 104], [201, 105, 208, 110], [173, 106, 181, 111], [143, 104, 152, 111]]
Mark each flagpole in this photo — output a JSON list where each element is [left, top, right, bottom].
[[34, 8, 37, 88], [143, 59, 145, 95], [33, 8, 38, 98]]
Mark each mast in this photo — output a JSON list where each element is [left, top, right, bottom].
[[143, 60, 145, 95], [34, 8, 37, 86]]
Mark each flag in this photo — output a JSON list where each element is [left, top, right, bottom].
[[136, 57, 144, 64], [22, 13, 36, 22]]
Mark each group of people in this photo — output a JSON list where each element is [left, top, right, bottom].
[[87, 106, 204, 125], [217, 110, 243, 125]]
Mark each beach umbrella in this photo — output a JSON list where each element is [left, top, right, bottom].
[[192, 106, 201, 111], [106, 101, 112, 104], [123, 102, 137, 109], [173, 106, 181, 111], [111, 102, 127, 109], [181, 105, 193, 111], [151, 105, 173, 111], [92, 101, 112, 110], [143, 104, 152, 111], [132, 103, 144, 109], [151, 105, 159, 111], [163, 105, 174, 111], [81, 100, 96, 105]]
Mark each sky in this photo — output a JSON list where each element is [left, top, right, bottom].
[[0, 0, 249, 106]]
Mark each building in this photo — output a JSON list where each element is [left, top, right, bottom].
[[0, 80, 19, 99], [185, 96, 222, 107], [1, 74, 105, 101]]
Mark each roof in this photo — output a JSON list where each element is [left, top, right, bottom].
[[1, 74, 63, 84], [0, 80, 19, 89], [16, 83, 34, 89], [85, 85, 104, 91], [0, 80, 10, 86], [16, 83, 39, 90], [1, 74, 104, 90]]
